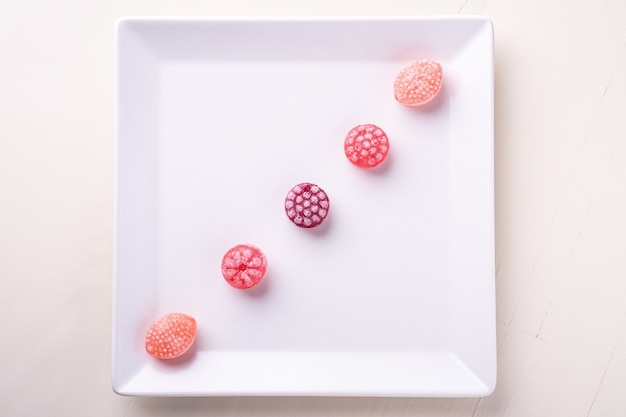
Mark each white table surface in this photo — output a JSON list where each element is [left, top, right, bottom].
[[1, 0, 625, 416]]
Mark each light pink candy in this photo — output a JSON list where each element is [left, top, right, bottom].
[[394, 59, 443, 106]]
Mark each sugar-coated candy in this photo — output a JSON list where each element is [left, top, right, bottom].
[[221, 244, 268, 289], [394, 59, 443, 106], [145, 313, 197, 359], [284, 182, 329, 228], [344, 124, 390, 169]]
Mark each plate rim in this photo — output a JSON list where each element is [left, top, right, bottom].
[[113, 15, 496, 397]]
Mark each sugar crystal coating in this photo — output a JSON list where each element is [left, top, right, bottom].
[[394, 59, 443, 106], [221, 244, 267, 289], [344, 124, 390, 168], [284, 182, 329, 228], [145, 313, 197, 359]]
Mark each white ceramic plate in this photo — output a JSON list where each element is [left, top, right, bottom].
[[113, 17, 495, 397]]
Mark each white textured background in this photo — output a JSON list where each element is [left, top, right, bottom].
[[1, 0, 626, 416]]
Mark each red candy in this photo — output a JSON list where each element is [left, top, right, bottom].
[[284, 182, 329, 228], [145, 313, 197, 359], [394, 59, 444, 106], [344, 124, 390, 168], [221, 244, 268, 289]]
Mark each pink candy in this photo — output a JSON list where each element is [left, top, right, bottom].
[[344, 124, 390, 169], [221, 244, 268, 289], [145, 313, 197, 359], [394, 59, 443, 106]]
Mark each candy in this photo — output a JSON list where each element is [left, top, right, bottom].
[[284, 182, 330, 228], [221, 244, 268, 289], [344, 124, 390, 169], [145, 313, 197, 359], [393, 59, 443, 106]]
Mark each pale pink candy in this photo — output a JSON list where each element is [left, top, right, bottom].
[[394, 59, 443, 106]]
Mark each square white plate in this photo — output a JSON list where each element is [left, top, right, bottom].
[[113, 16, 495, 397]]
